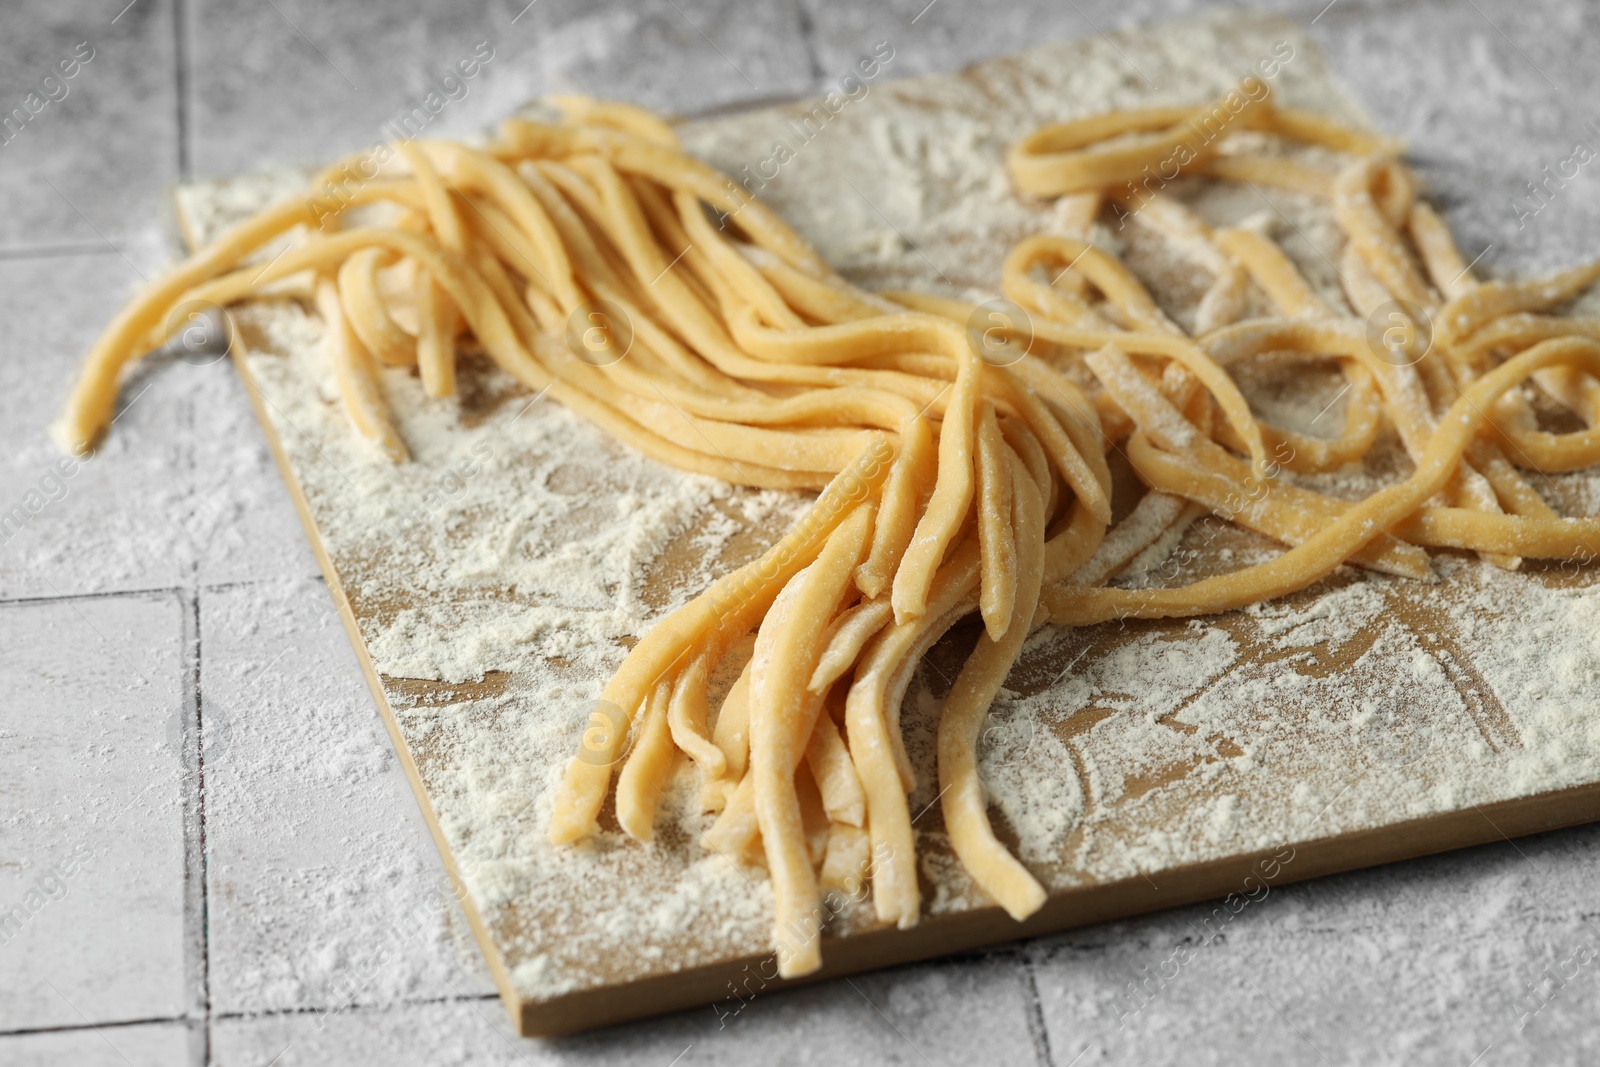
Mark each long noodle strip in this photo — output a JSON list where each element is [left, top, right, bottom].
[[1046, 339, 1600, 625], [58, 93, 1600, 980], [938, 447, 1048, 919], [750, 507, 874, 977]]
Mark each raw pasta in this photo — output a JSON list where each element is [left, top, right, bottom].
[[55, 84, 1600, 980]]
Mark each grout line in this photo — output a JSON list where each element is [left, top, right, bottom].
[[1018, 952, 1057, 1067], [180, 279, 206, 1067], [186, 1017, 208, 1067], [0, 993, 504, 1043], [177, 591, 206, 1053], [198, 576, 324, 594], [173, 0, 192, 180], [0, 577, 320, 609], [0, 1015, 190, 1039], [187, 589, 214, 1066], [0, 585, 187, 609], [793, 0, 826, 88], [194, 578, 278, 594], [209, 993, 502, 1023]]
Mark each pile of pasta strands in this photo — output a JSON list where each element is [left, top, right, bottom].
[[56, 83, 1600, 979]]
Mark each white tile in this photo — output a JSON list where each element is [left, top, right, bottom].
[[0, 592, 189, 1029], [797, 0, 1405, 88], [0, 1021, 194, 1067], [189, 0, 813, 178], [0, 0, 178, 249], [211, 956, 1041, 1065], [1314, 0, 1599, 184], [1030, 831, 1600, 1065], [1312, 0, 1600, 276], [801, 0, 1098, 83], [687, 957, 1043, 1066], [0, 242, 313, 598], [0, 251, 199, 599], [190, 0, 518, 176], [201, 577, 495, 1017], [187, 364, 321, 588], [210, 998, 521, 1067], [523, 0, 813, 116]]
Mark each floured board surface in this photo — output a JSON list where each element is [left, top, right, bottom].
[[173, 11, 1600, 1036]]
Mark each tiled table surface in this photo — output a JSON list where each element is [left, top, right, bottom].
[[3, 0, 1599, 1063]]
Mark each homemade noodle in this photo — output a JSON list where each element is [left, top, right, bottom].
[[55, 82, 1600, 978]]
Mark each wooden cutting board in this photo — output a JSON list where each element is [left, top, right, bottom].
[[171, 11, 1600, 1036]]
